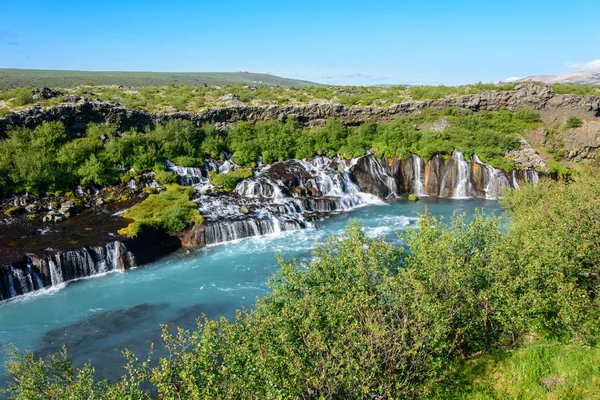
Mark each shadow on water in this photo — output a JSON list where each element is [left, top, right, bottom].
[[30, 302, 237, 383]]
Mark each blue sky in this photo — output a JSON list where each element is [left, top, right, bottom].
[[0, 0, 598, 85]]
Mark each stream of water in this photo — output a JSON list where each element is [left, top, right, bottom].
[[0, 198, 500, 388]]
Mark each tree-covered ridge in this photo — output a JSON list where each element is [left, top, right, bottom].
[[1, 81, 599, 115], [3, 176, 600, 399], [0, 108, 541, 197]]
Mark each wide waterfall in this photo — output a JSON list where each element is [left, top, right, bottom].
[[1, 242, 136, 302], [192, 156, 383, 246]]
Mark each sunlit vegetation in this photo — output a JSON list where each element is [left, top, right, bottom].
[[1, 81, 597, 114], [118, 184, 203, 237], [209, 168, 253, 191], [3, 176, 600, 398], [0, 107, 541, 197]]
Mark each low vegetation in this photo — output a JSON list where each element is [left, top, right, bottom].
[[444, 340, 600, 399], [118, 185, 203, 237], [3, 175, 600, 398], [0, 108, 540, 198], [1, 81, 598, 114], [209, 168, 253, 191]]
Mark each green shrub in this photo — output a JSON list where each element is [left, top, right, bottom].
[[119, 184, 203, 237], [210, 168, 253, 191], [154, 170, 177, 185], [3, 206, 24, 216], [566, 115, 583, 129]]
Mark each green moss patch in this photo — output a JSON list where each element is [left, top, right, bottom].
[[118, 184, 203, 237]]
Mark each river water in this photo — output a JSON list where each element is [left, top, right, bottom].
[[0, 197, 500, 388]]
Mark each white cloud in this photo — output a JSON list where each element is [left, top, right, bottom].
[[566, 59, 600, 70], [502, 76, 523, 83]]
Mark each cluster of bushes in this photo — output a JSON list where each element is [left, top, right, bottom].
[[0, 107, 541, 197], [228, 107, 538, 170], [4, 176, 600, 398], [209, 168, 253, 191], [118, 185, 203, 237], [0, 119, 222, 196]]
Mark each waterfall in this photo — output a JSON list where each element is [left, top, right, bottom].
[[512, 170, 520, 189], [411, 154, 425, 196], [167, 160, 206, 186], [440, 150, 472, 199], [194, 156, 383, 246], [472, 155, 511, 200], [362, 156, 397, 197], [202, 218, 304, 246], [524, 170, 540, 184], [48, 259, 64, 286], [1, 242, 136, 302]]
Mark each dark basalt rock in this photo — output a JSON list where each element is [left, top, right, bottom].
[[350, 155, 393, 198], [264, 160, 311, 191]]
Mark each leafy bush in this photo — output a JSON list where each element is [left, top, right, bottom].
[[209, 168, 253, 191], [5, 176, 600, 397], [566, 115, 583, 129], [118, 184, 203, 237]]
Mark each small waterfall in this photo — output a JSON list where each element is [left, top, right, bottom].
[[472, 155, 511, 200], [202, 218, 303, 246], [411, 154, 425, 196], [512, 170, 520, 189], [48, 259, 64, 286], [0, 262, 46, 301], [167, 160, 205, 186], [440, 150, 472, 199], [524, 170, 540, 185], [363, 156, 397, 197]]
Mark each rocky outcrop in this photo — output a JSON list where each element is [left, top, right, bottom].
[[2, 84, 598, 138], [506, 138, 549, 171]]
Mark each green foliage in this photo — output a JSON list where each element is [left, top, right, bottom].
[[1, 346, 113, 399], [513, 107, 541, 123], [209, 168, 253, 191], [3, 206, 24, 216], [500, 176, 600, 339], [227, 121, 260, 165], [119, 184, 203, 237], [566, 115, 583, 129], [442, 340, 600, 399], [6, 176, 600, 398]]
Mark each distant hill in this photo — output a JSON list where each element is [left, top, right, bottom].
[[517, 70, 600, 85], [0, 68, 322, 89]]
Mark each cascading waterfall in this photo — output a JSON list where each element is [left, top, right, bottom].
[[524, 170, 540, 184], [472, 155, 511, 200], [411, 154, 425, 196], [0, 242, 136, 302], [512, 170, 521, 189], [195, 156, 383, 246], [362, 156, 397, 197], [166, 160, 205, 186], [440, 150, 472, 198]]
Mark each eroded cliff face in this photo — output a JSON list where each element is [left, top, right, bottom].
[[1, 84, 598, 138]]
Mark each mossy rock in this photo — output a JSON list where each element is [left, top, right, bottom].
[[408, 194, 420, 202], [4, 206, 24, 216]]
